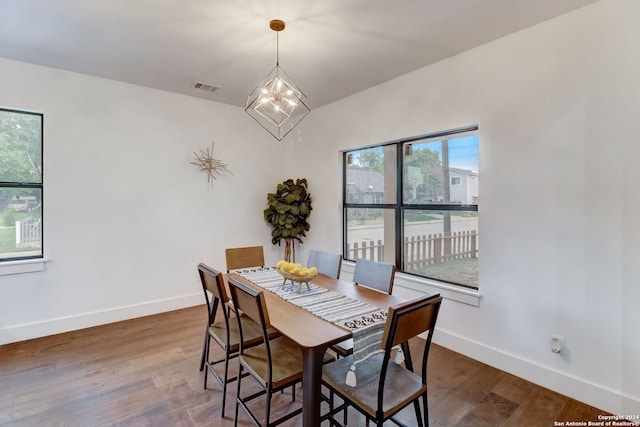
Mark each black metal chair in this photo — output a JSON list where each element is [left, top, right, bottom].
[[197, 263, 266, 418], [229, 278, 313, 427], [331, 258, 396, 358], [322, 294, 443, 427]]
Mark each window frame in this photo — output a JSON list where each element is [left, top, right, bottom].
[[0, 107, 44, 263], [342, 125, 478, 290]]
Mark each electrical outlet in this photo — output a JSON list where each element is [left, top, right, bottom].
[[551, 335, 565, 353]]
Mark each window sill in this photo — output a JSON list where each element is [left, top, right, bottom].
[[393, 272, 480, 306], [0, 258, 48, 276], [341, 261, 481, 306]]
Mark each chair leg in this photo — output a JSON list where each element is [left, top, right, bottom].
[[203, 335, 210, 389], [234, 364, 242, 427], [199, 327, 208, 371], [422, 394, 429, 427], [221, 350, 230, 418], [414, 399, 424, 427], [265, 387, 273, 427], [343, 402, 348, 425]]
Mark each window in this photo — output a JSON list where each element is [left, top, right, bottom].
[[343, 126, 478, 289], [0, 108, 43, 262]]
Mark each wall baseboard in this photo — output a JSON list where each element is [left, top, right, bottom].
[[434, 328, 640, 417], [0, 293, 202, 346]]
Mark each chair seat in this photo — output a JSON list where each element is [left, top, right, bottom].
[[241, 336, 304, 390], [242, 336, 334, 390], [332, 338, 354, 357], [322, 353, 425, 419], [210, 313, 281, 351]]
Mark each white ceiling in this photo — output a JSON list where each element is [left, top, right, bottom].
[[0, 0, 599, 109]]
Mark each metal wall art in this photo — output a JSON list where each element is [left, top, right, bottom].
[[190, 141, 232, 186]]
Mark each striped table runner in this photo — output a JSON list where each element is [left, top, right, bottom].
[[235, 268, 387, 331], [236, 267, 395, 387]]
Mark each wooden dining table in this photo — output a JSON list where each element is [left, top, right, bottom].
[[227, 271, 404, 427]]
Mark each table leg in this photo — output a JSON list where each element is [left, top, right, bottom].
[[301, 345, 326, 427]]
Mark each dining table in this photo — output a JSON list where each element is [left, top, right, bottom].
[[227, 271, 404, 427]]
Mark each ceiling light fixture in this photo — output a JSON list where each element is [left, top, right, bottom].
[[245, 19, 310, 141]]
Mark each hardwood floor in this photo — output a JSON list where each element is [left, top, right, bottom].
[[0, 305, 609, 426]]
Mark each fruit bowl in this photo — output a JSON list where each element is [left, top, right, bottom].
[[277, 268, 316, 292], [277, 268, 316, 283]]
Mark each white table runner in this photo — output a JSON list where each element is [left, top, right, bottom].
[[236, 267, 397, 387], [235, 267, 387, 331]]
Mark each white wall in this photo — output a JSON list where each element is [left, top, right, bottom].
[[2, 0, 638, 416], [0, 57, 292, 343], [294, 0, 639, 416]]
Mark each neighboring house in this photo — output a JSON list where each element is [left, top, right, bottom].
[[346, 169, 384, 204], [348, 167, 478, 205], [8, 196, 39, 212], [449, 167, 478, 205]]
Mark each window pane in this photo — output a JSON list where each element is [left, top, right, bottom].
[[0, 110, 43, 184], [345, 208, 395, 263], [345, 145, 396, 204], [403, 209, 478, 288], [0, 188, 42, 260], [403, 134, 478, 205]]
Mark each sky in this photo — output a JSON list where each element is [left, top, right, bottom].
[[416, 134, 479, 173]]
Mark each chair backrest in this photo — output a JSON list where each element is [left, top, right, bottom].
[[353, 258, 396, 294], [225, 246, 265, 272], [197, 263, 230, 331], [373, 293, 442, 413], [228, 278, 272, 333], [383, 293, 442, 376], [307, 249, 343, 279], [381, 294, 442, 350], [198, 263, 229, 303]]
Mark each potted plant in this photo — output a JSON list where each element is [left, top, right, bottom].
[[263, 178, 312, 262]]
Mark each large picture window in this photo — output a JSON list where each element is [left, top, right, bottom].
[[0, 108, 43, 262], [343, 126, 478, 289]]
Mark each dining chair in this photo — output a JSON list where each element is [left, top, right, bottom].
[[225, 245, 265, 272], [197, 263, 266, 418], [353, 258, 396, 294], [307, 249, 343, 279], [228, 279, 307, 427], [331, 258, 396, 358], [322, 294, 443, 427]]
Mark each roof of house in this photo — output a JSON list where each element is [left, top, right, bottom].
[[346, 169, 384, 193]]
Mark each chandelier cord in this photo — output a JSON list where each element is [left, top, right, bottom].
[[276, 31, 280, 67]]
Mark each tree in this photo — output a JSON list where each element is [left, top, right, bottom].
[[403, 146, 443, 202], [354, 148, 384, 173], [405, 166, 423, 201], [0, 110, 42, 183], [0, 110, 42, 213]]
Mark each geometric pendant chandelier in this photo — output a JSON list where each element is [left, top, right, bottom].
[[245, 19, 310, 141]]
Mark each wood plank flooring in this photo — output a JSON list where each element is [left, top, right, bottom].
[[0, 305, 610, 426]]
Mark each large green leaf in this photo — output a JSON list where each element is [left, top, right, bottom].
[[264, 178, 313, 247]]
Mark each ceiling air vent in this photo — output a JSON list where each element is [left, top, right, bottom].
[[192, 81, 219, 93]]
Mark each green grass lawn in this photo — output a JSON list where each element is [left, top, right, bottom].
[[0, 221, 40, 255], [0, 226, 18, 252], [409, 258, 478, 289]]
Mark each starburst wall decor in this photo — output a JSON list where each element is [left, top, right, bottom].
[[190, 141, 232, 186]]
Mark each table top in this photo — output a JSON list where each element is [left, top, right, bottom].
[[227, 272, 404, 349]]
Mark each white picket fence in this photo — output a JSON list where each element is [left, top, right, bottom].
[[16, 217, 41, 248], [347, 230, 478, 266]]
